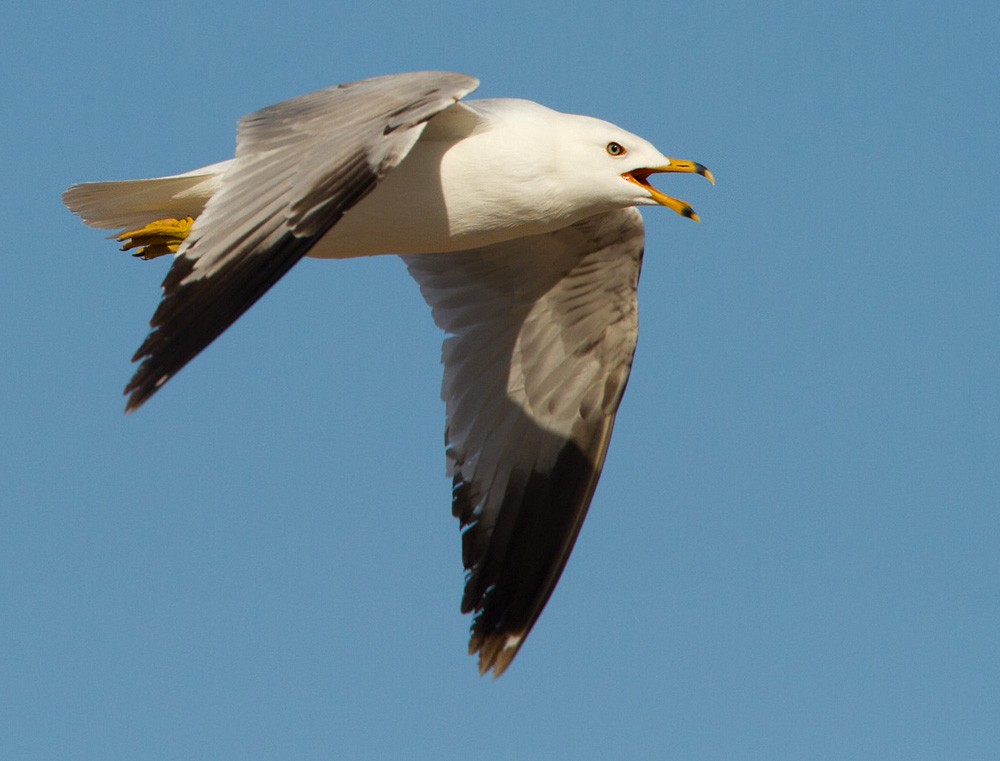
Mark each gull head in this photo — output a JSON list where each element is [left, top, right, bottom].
[[551, 111, 715, 221]]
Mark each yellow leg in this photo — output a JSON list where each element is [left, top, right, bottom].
[[118, 216, 195, 260]]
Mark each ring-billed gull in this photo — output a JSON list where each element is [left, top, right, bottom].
[[63, 71, 713, 676]]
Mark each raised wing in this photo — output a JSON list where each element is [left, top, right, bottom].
[[403, 208, 644, 676], [124, 71, 478, 411]]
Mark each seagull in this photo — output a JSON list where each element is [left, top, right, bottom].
[[63, 71, 713, 677]]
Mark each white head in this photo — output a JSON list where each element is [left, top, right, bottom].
[[543, 107, 715, 221]]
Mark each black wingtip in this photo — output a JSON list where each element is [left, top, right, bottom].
[[123, 368, 169, 414], [458, 440, 604, 678], [474, 631, 526, 678]]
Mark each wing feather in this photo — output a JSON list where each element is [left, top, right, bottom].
[[404, 208, 645, 675], [124, 71, 478, 411]]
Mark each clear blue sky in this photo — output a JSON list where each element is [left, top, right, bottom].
[[4, 1, 999, 758]]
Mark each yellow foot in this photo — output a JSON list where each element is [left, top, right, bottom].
[[118, 216, 194, 259]]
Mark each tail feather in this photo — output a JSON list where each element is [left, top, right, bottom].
[[62, 160, 231, 230]]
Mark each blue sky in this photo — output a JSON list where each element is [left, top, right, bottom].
[[3, 1, 999, 758]]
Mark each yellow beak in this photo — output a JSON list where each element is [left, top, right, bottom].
[[622, 159, 715, 221]]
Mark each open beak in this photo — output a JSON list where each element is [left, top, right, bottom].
[[623, 159, 715, 221]]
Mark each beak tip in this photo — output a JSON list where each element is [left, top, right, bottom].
[[696, 164, 716, 185]]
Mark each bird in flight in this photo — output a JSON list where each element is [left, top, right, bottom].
[[63, 71, 713, 677]]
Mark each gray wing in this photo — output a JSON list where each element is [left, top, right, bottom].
[[125, 71, 479, 411], [403, 208, 644, 676]]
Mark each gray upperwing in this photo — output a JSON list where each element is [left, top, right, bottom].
[[403, 207, 644, 676], [125, 71, 479, 411]]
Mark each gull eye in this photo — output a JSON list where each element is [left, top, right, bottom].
[[606, 141, 626, 157]]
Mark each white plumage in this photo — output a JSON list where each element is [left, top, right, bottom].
[[63, 71, 712, 676]]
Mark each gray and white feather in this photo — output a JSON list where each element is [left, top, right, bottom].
[[62, 71, 712, 677]]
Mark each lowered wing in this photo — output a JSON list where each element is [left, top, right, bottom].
[[404, 207, 645, 676]]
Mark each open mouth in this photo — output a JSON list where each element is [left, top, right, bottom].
[[623, 160, 714, 221]]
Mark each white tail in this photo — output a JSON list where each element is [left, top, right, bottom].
[[62, 160, 231, 230]]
